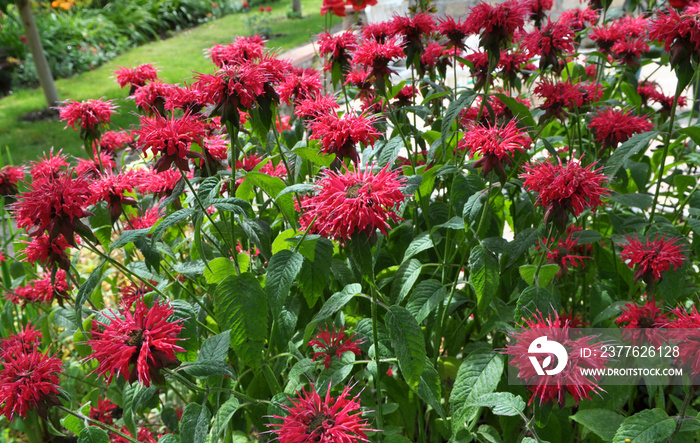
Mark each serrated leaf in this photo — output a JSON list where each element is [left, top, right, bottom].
[[203, 257, 235, 284], [180, 403, 212, 443], [606, 131, 658, 177], [75, 262, 105, 318], [216, 274, 268, 368], [386, 306, 426, 388], [240, 218, 272, 259], [507, 227, 540, 265], [158, 435, 180, 443], [610, 193, 653, 209], [151, 208, 194, 245], [210, 397, 240, 442], [406, 279, 447, 323], [181, 360, 236, 378], [402, 232, 436, 263], [571, 409, 625, 442], [468, 392, 526, 416], [78, 427, 110, 443], [494, 93, 535, 128], [266, 250, 304, 319], [415, 356, 445, 418], [298, 238, 333, 308], [441, 89, 477, 139], [277, 183, 316, 199], [515, 285, 559, 320], [110, 228, 151, 249], [198, 331, 231, 362], [310, 283, 362, 325], [391, 258, 422, 304], [450, 349, 504, 432], [468, 246, 499, 315], [519, 264, 559, 287], [612, 408, 675, 443], [212, 198, 253, 217]]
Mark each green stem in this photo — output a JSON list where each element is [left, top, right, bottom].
[[370, 285, 384, 439], [57, 405, 140, 443]]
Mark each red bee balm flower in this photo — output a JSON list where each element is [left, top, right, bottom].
[[87, 299, 184, 387], [115, 64, 158, 95], [464, 0, 529, 52], [299, 165, 406, 242], [135, 113, 208, 172], [459, 120, 530, 182], [521, 158, 609, 230], [0, 165, 24, 197], [666, 306, 700, 375], [321, 0, 345, 16], [269, 384, 374, 443], [1, 324, 43, 358], [616, 298, 669, 345], [59, 99, 116, 139], [88, 171, 140, 221], [309, 326, 363, 369], [0, 349, 63, 421], [620, 235, 686, 285], [352, 38, 405, 82], [309, 112, 380, 163], [650, 5, 700, 68], [588, 108, 653, 152], [505, 312, 607, 406]]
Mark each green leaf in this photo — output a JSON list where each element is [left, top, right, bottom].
[[158, 435, 180, 443], [679, 126, 700, 146], [61, 402, 91, 436], [494, 93, 536, 128], [303, 283, 362, 343], [391, 258, 422, 304], [203, 257, 235, 284], [468, 392, 526, 416], [246, 172, 295, 223], [612, 408, 675, 443], [298, 238, 334, 308], [415, 356, 445, 418], [515, 285, 559, 321], [386, 306, 426, 388], [210, 397, 240, 442], [571, 409, 625, 442], [569, 230, 602, 245], [606, 131, 658, 178], [180, 403, 212, 443], [441, 90, 477, 139], [450, 349, 504, 432], [519, 264, 560, 287], [212, 198, 253, 217], [78, 427, 110, 443], [402, 232, 436, 263], [240, 218, 272, 259], [151, 208, 194, 245], [110, 228, 151, 249], [507, 227, 541, 266], [276, 183, 316, 199], [216, 274, 268, 368], [266, 250, 304, 319], [198, 176, 221, 207], [198, 331, 231, 362], [610, 193, 653, 209], [621, 82, 642, 108], [468, 246, 500, 315], [75, 262, 105, 318], [180, 360, 236, 378], [292, 146, 335, 167], [406, 279, 447, 323]]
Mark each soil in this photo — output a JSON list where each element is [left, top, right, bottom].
[[18, 107, 60, 123]]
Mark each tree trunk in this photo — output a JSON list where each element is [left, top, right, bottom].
[[16, 0, 59, 107], [292, 0, 301, 15]]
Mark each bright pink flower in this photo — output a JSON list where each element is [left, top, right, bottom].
[[268, 384, 373, 442], [115, 64, 158, 94], [521, 158, 609, 230], [318, 31, 358, 73], [87, 299, 184, 386], [505, 312, 607, 405], [391, 12, 437, 55], [135, 113, 208, 172], [0, 349, 63, 421], [295, 95, 341, 120], [299, 165, 406, 242], [137, 169, 182, 197], [0, 165, 24, 197], [309, 326, 363, 369], [620, 235, 686, 284], [464, 51, 490, 90], [589, 24, 623, 52], [588, 108, 653, 151], [309, 112, 380, 163], [352, 38, 404, 82], [133, 81, 173, 115], [8, 271, 70, 305], [459, 120, 530, 182], [362, 21, 392, 42], [165, 83, 209, 113], [59, 99, 116, 136], [100, 130, 134, 153]]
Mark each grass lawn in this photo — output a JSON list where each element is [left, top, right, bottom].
[[0, 0, 324, 165]]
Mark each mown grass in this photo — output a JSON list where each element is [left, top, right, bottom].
[[0, 0, 324, 165]]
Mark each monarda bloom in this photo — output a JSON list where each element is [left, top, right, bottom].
[[8, 270, 71, 306], [438, 16, 470, 50], [666, 306, 700, 375], [208, 36, 266, 68], [125, 207, 161, 232], [620, 235, 686, 286], [352, 38, 405, 84], [0, 165, 24, 198], [89, 399, 118, 426], [23, 234, 73, 273], [0, 349, 63, 421], [75, 153, 117, 179], [588, 108, 653, 153], [611, 37, 649, 67], [616, 298, 669, 345], [268, 384, 373, 442], [87, 299, 184, 387], [295, 95, 341, 121], [59, 99, 116, 140], [165, 83, 209, 114], [390, 12, 437, 64], [278, 68, 322, 105], [521, 158, 609, 230], [559, 8, 599, 33], [137, 169, 182, 198], [464, 0, 529, 54], [88, 171, 140, 221], [30, 149, 69, 180], [100, 130, 134, 153], [505, 312, 607, 406], [534, 80, 603, 121], [12, 174, 92, 246], [539, 231, 590, 277], [309, 112, 380, 163], [347, 0, 377, 11], [133, 81, 174, 116], [638, 80, 687, 112], [309, 326, 363, 369], [318, 30, 358, 75], [522, 20, 576, 73], [0, 324, 43, 358], [459, 120, 530, 183], [321, 0, 346, 17], [115, 63, 159, 95], [527, 0, 553, 27], [135, 113, 208, 172], [650, 5, 700, 68], [299, 165, 406, 242]]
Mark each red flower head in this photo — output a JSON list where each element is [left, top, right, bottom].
[[318, 31, 358, 75], [527, 0, 553, 26], [464, 0, 529, 53], [88, 171, 140, 221], [1, 324, 43, 358], [309, 326, 363, 369], [165, 83, 210, 114], [505, 311, 607, 406], [650, 5, 700, 68], [459, 120, 530, 183], [589, 24, 624, 53], [309, 111, 380, 163], [321, 0, 345, 16], [295, 94, 341, 120], [347, 0, 377, 11], [0, 349, 63, 421], [118, 280, 157, 310], [522, 19, 576, 72], [87, 298, 184, 387], [115, 64, 158, 95], [30, 149, 69, 180], [362, 21, 392, 42], [620, 235, 686, 286], [278, 68, 322, 105], [0, 165, 24, 197], [75, 153, 117, 179], [638, 80, 687, 111], [12, 174, 92, 246], [133, 81, 174, 116], [89, 399, 118, 426], [559, 8, 599, 32], [438, 16, 470, 50], [611, 37, 649, 67], [588, 108, 653, 153], [299, 164, 406, 242], [616, 298, 669, 345], [23, 234, 73, 273], [521, 157, 609, 231], [8, 270, 70, 306], [464, 51, 490, 90], [208, 36, 266, 68], [135, 113, 208, 172], [137, 169, 182, 197], [539, 229, 590, 277], [390, 12, 437, 62], [59, 99, 116, 139], [534, 79, 603, 120], [268, 384, 374, 442], [666, 306, 700, 375], [352, 38, 405, 83], [125, 207, 162, 232], [100, 130, 134, 153]]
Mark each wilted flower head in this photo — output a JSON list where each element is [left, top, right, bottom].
[[87, 298, 184, 387], [309, 326, 363, 369], [115, 64, 158, 94], [309, 111, 381, 163], [268, 383, 373, 443], [135, 113, 208, 172], [521, 157, 609, 230], [299, 164, 406, 242], [620, 235, 686, 285]]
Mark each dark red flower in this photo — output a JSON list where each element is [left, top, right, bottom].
[[59, 99, 116, 139], [459, 120, 530, 182], [650, 5, 700, 68], [135, 113, 208, 172], [390, 12, 437, 61], [115, 64, 159, 95], [126, 207, 162, 231], [534, 79, 603, 120], [638, 80, 687, 111], [539, 231, 590, 277], [118, 280, 157, 310], [7, 271, 70, 305], [268, 384, 373, 442], [522, 19, 576, 72], [22, 234, 73, 272], [521, 158, 609, 230], [464, 0, 529, 52], [666, 305, 700, 375], [620, 235, 686, 285], [352, 38, 404, 83], [87, 298, 184, 387], [527, 0, 553, 26], [1, 324, 43, 358], [438, 16, 470, 50], [559, 8, 599, 32], [299, 164, 406, 242], [616, 298, 669, 345], [588, 108, 653, 151], [89, 399, 118, 425], [0, 349, 63, 421], [309, 326, 363, 369], [611, 37, 649, 66], [505, 311, 607, 406], [12, 174, 92, 245], [309, 111, 380, 163], [0, 165, 24, 197]]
